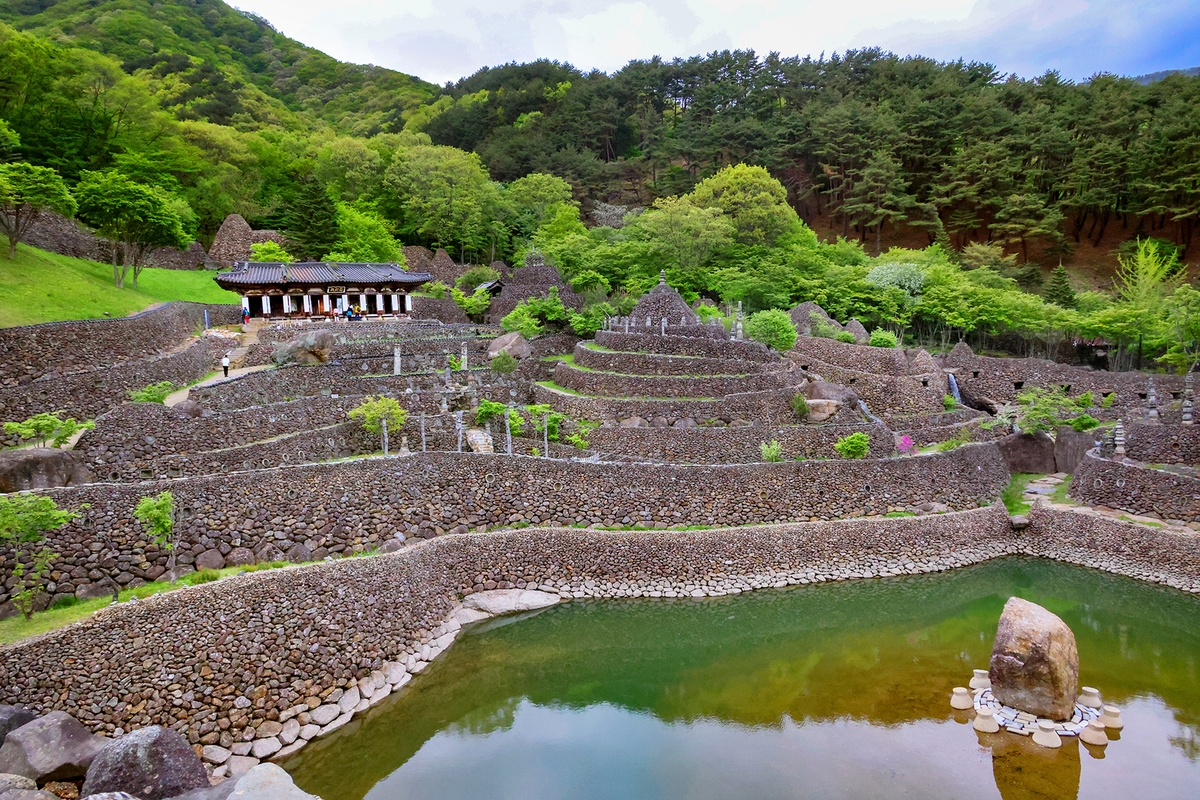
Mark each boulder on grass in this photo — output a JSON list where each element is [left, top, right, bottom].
[[989, 597, 1079, 720], [0, 449, 92, 493], [997, 432, 1057, 474], [0, 711, 106, 782], [1054, 425, 1100, 474], [81, 725, 208, 800], [0, 707, 36, 747], [487, 332, 531, 361]]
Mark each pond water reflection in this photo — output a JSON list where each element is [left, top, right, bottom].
[[285, 558, 1200, 800]]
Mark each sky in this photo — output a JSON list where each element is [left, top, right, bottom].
[[234, 0, 1200, 86]]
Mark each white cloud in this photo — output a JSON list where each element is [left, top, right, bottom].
[[233, 0, 1200, 84]]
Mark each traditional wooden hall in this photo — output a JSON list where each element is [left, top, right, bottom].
[[214, 262, 434, 319]]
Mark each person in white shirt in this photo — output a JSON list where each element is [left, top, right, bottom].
[[221, 354, 230, 377]]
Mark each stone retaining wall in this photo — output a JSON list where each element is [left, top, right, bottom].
[[0, 302, 238, 385], [586, 422, 894, 463], [409, 297, 470, 324], [796, 356, 946, 415], [552, 360, 790, 399], [573, 343, 767, 376], [791, 336, 910, 375], [0, 506, 1018, 743], [244, 330, 500, 367], [1069, 450, 1200, 522], [535, 383, 799, 425], [594, 331, 776, 362], [1124, 423, 1200, 465], [944, 342, 1183, 407], [0, 337, 225, 421], [1, 445, 1009, 603]]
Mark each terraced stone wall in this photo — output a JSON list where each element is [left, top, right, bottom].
[[552, 360, 792, 399], [0, 506, 1019, 742], [409, 297, 470, 323], [594, 330, 776, 362], [796, 356, 946, 416], [1069, 450, 1200, 522], [573, 343, 766, 377], [1025, 505, 1200, 592], [586, 422, 894, 463], [944, 343, 1182, 407], [0, 302, 238, 385], [791, 336, 911, 375], [0, 337, 225, 421], [535, 383, 799, 425], [1124, 422, 1200, 465], [244, 329, 500, 366], [2, 445, 1009, 605]]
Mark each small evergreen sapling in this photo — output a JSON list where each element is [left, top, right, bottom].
[[760, 440, 784, 462], [134, 491, 177, 575], [1043, 264, 1077, 309]]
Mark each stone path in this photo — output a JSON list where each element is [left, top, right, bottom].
[[163, 321, 272, 408], [1021, 472, 1199, 535]]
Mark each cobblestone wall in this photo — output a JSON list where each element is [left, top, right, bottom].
[[944, 342, 1183, 407], [1069, 450, 1200, 522], [0, 302, 238, 384], [409, 297, 470, 324], [552, 361, 791, 399], [0, 337, 225, 421], [535, 383, 799, 424], [791, 336, 911, 375], [1, 444, 1009, 604], [1124, 423, 1200, 465], [573, 343, 768, 376], [0, 506, 1018, 741], [796, 356, 946, 416], [594, 331, 776, 362], [586, 422, 894, 462]]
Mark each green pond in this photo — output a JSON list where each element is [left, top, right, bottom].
[[284, 558, 1200, 800]]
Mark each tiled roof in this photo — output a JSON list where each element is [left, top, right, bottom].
[[214, 262, 433, 288]]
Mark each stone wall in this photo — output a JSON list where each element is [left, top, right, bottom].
[[0, 506, 1019, 742], [944, 342, 1183, 408], [1124, 423, 1200, 465], [586, 422, 894, 463], [791, 336, 911, 375], [573, 343, 767, 377], [797, 356, 946, 416], [1024, 505, 1200, 593], [0, 444, 1009, 601], [409, 297, 470, 324], [0, 302, 239, 384], [594, 330, 776, 362], [21, 210, 208, 270], [552, 361, 791, 399], [535, 383, 799, 425], [1069, 450, 1200, 522], [488, 262, 585, 322], [0, 337, 225, 421]]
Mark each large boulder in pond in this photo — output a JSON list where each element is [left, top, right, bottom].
[[487, 332, 531, 360], [272, 330, 336, 365], [989, 597, 1079, 720], [0, 711, 106, 782], [0, 448, 92, 493], [997, 432, 1056, 474], [82, 725, 208, 800], [226, 763, 320, 799], [0, 706, 36, 747]]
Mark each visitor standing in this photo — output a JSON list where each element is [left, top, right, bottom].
[[242, 308, 250, 325], [221, 354, 230, 377]]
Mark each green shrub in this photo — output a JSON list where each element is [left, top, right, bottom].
[[1075, 391, 1094, 408], [249, 241, 293, 262], [1069, 413, 1099, 432], [448, 354, 462, 370], [934, 432, 969, 452], [760, 440, 783, 462], [790, 393, 809, 419], [868, 328, 899, 348], [455, 265, 500, 291], [1100, 392, 1115, 408], [3, 412, 94, 448], [942, 394, 956, 411], [744, 308, 798, 351], [834, 330, 856, 343], [490, 351, 519, 374], [450, 287, 491, 321], [425, 280, 448, 299], [127, 381, 175, 404], [474, 399, 507, 425], [834, 431, 870, 459], [348, 396, 408, 435], [696, 305, 724, 322]]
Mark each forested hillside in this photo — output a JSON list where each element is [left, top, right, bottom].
[[0, 0, 1198, 372]]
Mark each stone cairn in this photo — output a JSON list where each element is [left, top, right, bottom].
[[1184, 372, 1194, 426], [1145, 377, 1159, 422], [1113, 421, 1126, 457], [950, 597, 1122, 749]]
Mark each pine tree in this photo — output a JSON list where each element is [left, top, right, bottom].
[[1043, 264, 1077, 308], [285, 181, 339, 260]]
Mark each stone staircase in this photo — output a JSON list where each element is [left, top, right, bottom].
[[465, 427, 494, 453]]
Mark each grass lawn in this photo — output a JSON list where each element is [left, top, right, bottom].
[[1002, 473, 1038, 515], [0, 237, 237, 328]]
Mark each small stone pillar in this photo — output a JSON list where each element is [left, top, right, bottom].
[[399, 435, 411, 456], [393, 346, 402, 376], [420, 413, 427, 452], [381, 417, 389, 456], [439, 394, 449, 414], [660, 317, 667, 336], [735, 301, 744, 340], [505, 405, 513, 456], [1146, 378, 1159, 422], [1184, 372, 1194, 425], [455, 411, 463, 453], [445, 366, 452, 387], [461, 342, 469, 372], [624, 317, 629, 334], [543, 413, 549, 456], [1114, 421, 1125, 457]]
